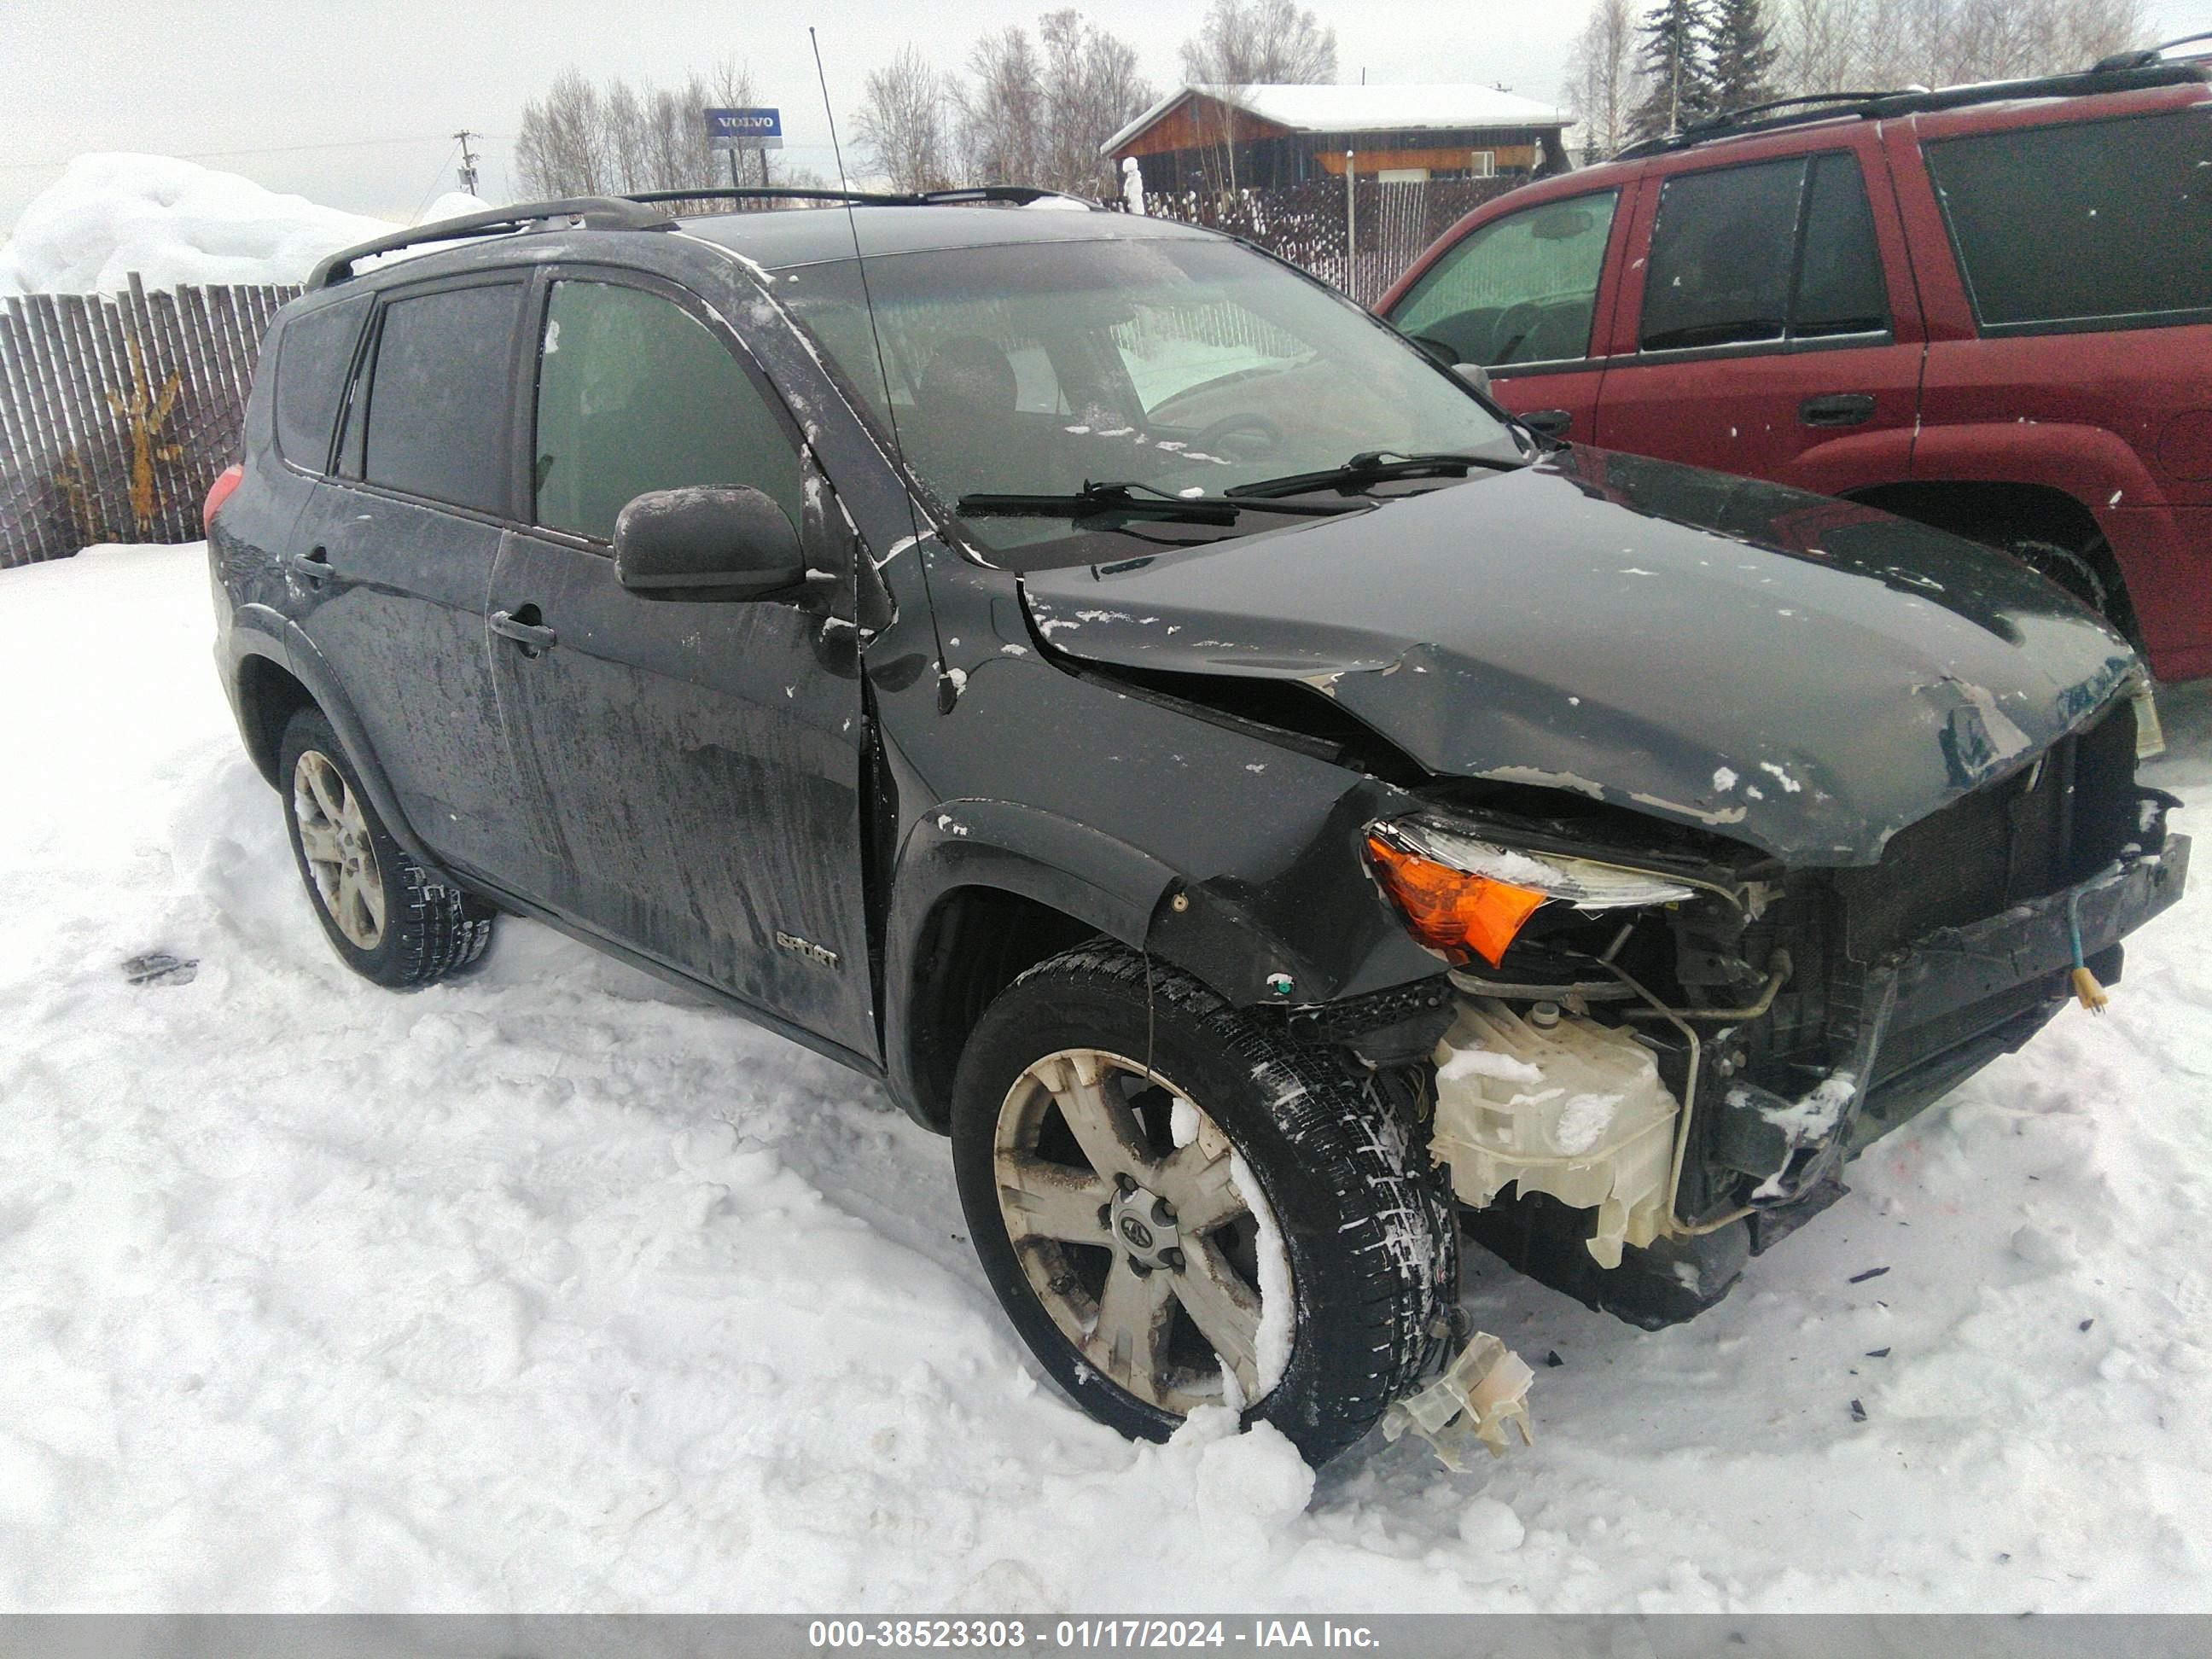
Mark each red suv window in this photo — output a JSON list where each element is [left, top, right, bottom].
[[1641, 152, 1889, 353], [1923, 105, 2212, 335]]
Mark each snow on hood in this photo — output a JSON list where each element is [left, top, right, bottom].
[[0, 154, 431, 296], [1022, 448, 2141, 864]]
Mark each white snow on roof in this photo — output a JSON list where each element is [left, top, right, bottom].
[[1104, 83, 1568, 155]]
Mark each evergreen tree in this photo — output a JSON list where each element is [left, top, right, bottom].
[[1708, 0, 1781, 117], [1628, 0, 1715, 143]]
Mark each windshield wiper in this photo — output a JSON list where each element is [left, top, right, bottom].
[[1226, 449, 1522, 501], [956, 480, 1364, 525]]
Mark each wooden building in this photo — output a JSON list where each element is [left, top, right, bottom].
[[1102, 84, 1573, 194]]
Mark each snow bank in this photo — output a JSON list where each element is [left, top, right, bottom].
[[1, 546, 2209, 1611], [0, 155, 490, 298]]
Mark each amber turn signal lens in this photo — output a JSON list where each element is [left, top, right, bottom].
[[1365, 832, 1547, 967]]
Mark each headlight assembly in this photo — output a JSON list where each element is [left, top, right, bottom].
[[1364, 816, 1697, 966]]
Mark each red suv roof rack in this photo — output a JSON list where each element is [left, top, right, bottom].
[[1615, 49, 2209, 162]]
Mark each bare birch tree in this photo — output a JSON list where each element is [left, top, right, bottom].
[[960, 26, 1049, 184], [1563, 0, 1650, 160], [515, 60, 813, 199], [854, 46, 958, 193], [1039, 9, 1154, 196], [955, 12, 1153, 196], [1773, 0, 2149, 96], [1179, 0, 1339, 84]]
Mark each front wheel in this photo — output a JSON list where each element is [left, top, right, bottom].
[[951, 943, 1457, 1466]]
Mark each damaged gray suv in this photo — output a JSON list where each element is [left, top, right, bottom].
[[207, 189, 2189, 1466]]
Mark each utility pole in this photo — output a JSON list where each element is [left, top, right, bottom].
[[453, 130, 481, 196]]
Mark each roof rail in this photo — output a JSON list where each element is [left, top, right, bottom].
[[310, 195, 670, 288], [2095, 29, 2212, 70], [1612, 55, 2209, 161], [626, 185, 912, 207], [626, 183, 1103, 211]]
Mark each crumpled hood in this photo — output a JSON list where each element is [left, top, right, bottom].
[[1022, 446, 2140, 864]]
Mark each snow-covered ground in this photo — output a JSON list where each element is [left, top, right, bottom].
[[3, 542, 2209, 1613]]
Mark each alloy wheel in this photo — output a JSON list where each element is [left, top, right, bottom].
[[292, 748, 386, 951], [991, 1046, 1284, 1415]]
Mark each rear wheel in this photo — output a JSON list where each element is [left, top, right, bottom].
[[278, 707, 492, 988], [951, 942, 1457, 1465]]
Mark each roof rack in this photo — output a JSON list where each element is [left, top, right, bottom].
[[306, 182, 1109, 289], [2094, 29, 2212, 71], [310, 195, 669, 288], [629, 184, 1103, 210], [1612, 53, 2209, 160]]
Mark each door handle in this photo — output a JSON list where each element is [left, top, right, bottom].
[[286, 546, 330, 581], [490, 607, 558, 654], [1799, 393, 1877, 428], [1518, 408, 1573, 438]]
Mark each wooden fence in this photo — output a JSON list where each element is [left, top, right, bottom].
[[0, 278, 297, 568], [1138, 176, 1522, 305]]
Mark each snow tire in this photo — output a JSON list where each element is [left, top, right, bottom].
[[952, 940, 1458, 1467], [278, 706, 492, 989]]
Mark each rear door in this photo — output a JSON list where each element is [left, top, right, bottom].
[[487, 268, 876, 1054], [288, 273, 546, 884], [1594, 131, 1924, 494], [1893, 95, 2212, 519], [1381, 185, 1629, 444]]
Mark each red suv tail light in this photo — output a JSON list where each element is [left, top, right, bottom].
[[202, 463, 244, 535]]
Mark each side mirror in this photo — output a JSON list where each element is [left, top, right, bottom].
[[614, 486, 806, 600], [1452, 362, 1493, 398]]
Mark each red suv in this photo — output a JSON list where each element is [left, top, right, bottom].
[[1377, 50, 2212, 680]]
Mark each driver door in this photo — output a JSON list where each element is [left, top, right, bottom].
[[1381, 187, 1631, 444], [486, 270, 876, 1056]]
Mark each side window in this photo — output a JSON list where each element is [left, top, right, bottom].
[[1388, 190, 1620, 367], [361, 282, 523, 514], [1924, 107, 2212, 333], [1640, 160, 1802, 352], [1792, 153, 1889, 339], [533, 280, 804, 544], [273, 294, 370, 471]]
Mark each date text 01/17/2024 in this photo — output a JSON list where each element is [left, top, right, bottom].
[[805, 1619, 1382, 1650]]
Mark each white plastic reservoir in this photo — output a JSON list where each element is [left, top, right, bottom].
[[1430, 997, 1681, 1267]]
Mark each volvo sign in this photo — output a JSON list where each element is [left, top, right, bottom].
[[705, 108, 783, 151]]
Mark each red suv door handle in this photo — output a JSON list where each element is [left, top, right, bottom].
[[1800, 393, 1877, 428]]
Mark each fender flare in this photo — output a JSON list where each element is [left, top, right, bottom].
[[226, 611, 462, 888], [880, 801, 1181, 1111], [1909, 421, 2168, 532]]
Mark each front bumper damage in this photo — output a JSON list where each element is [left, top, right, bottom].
[[1730, 830, 2191, 1202], [1426, 818, 2186, 1363], [1386, 830, 2186, 1464]]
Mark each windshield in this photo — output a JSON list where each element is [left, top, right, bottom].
[[777, 236, 1519, 558]]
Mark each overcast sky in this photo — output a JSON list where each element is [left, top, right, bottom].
[[0, 0, 1613, 229], [3, 0, 2202, 230]]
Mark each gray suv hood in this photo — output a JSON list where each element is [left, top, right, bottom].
[[1019, 448, 2141, 864]]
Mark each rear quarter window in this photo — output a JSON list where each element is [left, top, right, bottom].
[[1924, 105, 2212, 334], [361, 281, 525, 514], [272, 294, 370, 471]]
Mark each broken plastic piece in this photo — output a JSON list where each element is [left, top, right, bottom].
[[2070, 964, 2110, 1013], [1381, 1330, 1534, 1470], [2064, 888, 2110, 1013]]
